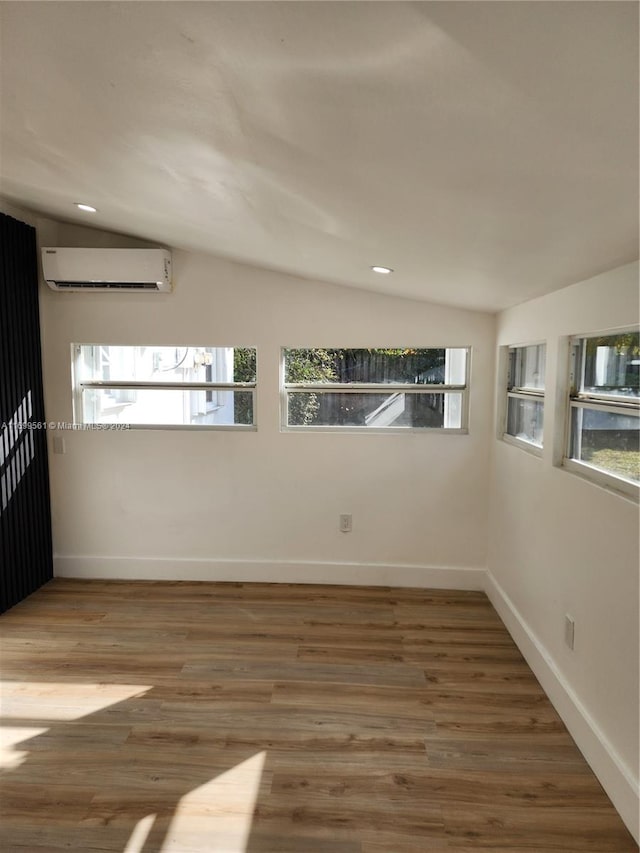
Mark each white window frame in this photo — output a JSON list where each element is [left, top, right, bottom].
[[280, 347, 470, 433], [72, 344, 257, 430], [563, 328, 639, 500], [502, 342, 546, 456]]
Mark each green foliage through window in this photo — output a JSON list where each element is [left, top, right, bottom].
[[283, 348, 466, 428], [233, 347, 257, 424]]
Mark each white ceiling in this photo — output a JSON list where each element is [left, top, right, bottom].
[[1, 1, 637, 312]]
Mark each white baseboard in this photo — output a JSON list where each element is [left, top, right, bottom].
[[53, 555, 485, 590], [485, 570, 639, 845]]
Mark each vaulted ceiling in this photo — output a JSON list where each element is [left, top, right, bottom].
[[1, 1, 637, 311]]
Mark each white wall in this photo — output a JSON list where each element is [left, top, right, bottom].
[[487, 261, 640, 840], [34, 217, 495, 588]]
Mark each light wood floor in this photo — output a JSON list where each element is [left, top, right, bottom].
[[0, 579, 636, 853]]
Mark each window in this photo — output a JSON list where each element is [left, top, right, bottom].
[[73, 345, 256, 428], [565, 330, 639, 494], [504, 343, 546, 450], [281, 348, 469, 431]]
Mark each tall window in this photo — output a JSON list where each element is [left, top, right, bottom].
[[504, 343, 546, 450], [566, 330, 639, 494], [73, 345, 256, 428], [281, 348, 469, 431]]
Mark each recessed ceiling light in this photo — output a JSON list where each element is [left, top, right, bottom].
[[75, 203, 97, 213], [371, 265, 393, 274]]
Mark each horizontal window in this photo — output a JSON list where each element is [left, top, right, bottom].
[[282, 348, 469, 431], [566, 330, 639, 493], [506, 395, 544, 448], [509, 343, 546, 392], [286, 390, 464, 429], [82, 387, 254, 427], [504, 343, 546, 450], [579, 331, 639, 400], [570, 405, 639, 483], [73, 345, 256, 428]]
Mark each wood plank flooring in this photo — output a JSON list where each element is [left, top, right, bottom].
[[0, 579, 636, 852]]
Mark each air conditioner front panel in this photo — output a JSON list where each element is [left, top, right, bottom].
[[41, 248, 172, 292]]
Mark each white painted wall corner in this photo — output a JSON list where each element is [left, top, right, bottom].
[[485, 569, 639, 844]]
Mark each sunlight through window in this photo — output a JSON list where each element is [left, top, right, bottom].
[[0, 727, 48, 770], [123, 813, 157, 853], [0, 391, 34, 515], [157, 751, 267, 852], [0, 681, 152, 721]]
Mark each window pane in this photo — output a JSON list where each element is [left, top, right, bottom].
[[83, 388, 254, 426], [77, 346, 256, 384], [283, 349, 467, 385], [581, 332, 639, 398], [509, 344, 545, 391], [287, 391, 462, 428], [571, 406, 640, 482], [506, 396, 544, 446]]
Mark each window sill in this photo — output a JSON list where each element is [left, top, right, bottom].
[[281, 426, 468, 435], [501, 433, 543, 458], [561, 458, 640, 503]]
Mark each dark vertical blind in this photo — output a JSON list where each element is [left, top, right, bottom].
[[0, 213, 53, 612]]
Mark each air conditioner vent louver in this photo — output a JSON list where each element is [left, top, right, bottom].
[[41, 248, 172, 292], [54, 281, 161, 290]]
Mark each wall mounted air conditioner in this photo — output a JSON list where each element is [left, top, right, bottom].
[[41, 248, 172, 292]]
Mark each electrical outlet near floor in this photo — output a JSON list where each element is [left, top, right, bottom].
[[564, 614, 575, 650], [339, 514, 352, 533]]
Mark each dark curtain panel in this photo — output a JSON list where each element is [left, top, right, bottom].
[[0, 213, 53, 612]]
